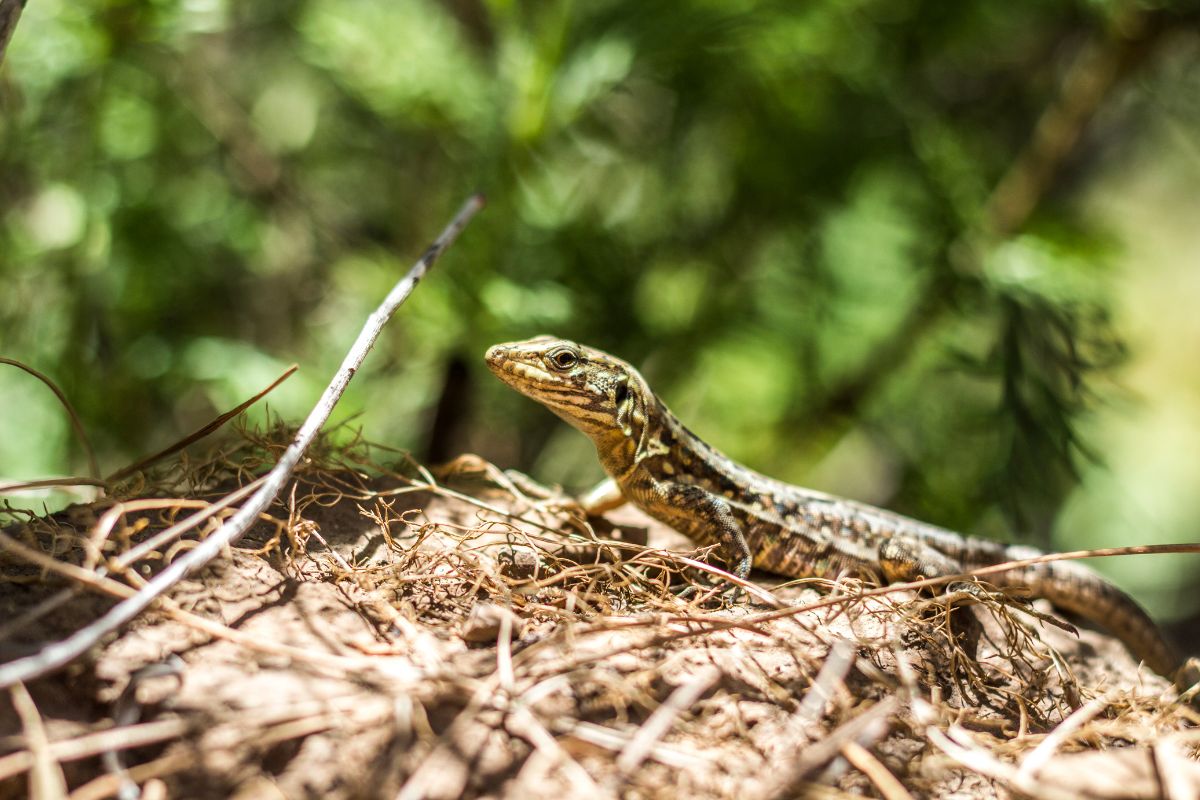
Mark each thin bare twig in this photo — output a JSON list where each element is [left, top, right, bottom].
[[1016, 695, 1111, 780], [840, 740, 914, 800], [795, 639, 856, 724], [97, 477, 266, 570], [761, 696, 901, 799], [0, 193, 484, 689], [0, 357, 100, 480], [10, 681, 68, 800], [615, 668, 718, 775], [927, 724, 1088, 800], [563, 720, 711, 769], [67, 752, 190, 800], [106, 364, 298, 483], [508, 707, 609, 798], [0, 0, 27, 79], [0, 477, 107, 495], [558, 720, 711, 770]]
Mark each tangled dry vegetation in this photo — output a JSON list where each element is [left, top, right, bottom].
[[1, 425, 1198, 800]]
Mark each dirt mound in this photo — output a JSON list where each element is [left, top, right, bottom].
[[1, 431, 1196, 799]]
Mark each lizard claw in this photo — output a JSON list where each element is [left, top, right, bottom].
[[676, 579, 747, 608]]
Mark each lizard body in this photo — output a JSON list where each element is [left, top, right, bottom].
[[486, 336, 1183, 680]]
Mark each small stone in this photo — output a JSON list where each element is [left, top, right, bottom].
[[461, 602, 524, 643], [497, 545, 540, 579]]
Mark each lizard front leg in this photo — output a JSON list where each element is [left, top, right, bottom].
[[653, 482, 753, 579], [579, 477, 627, 515], [495, 473, 626, 520]]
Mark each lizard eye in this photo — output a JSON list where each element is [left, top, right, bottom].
[[547, 348, 579, 370]]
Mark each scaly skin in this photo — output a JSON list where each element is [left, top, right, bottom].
[[486, 336, 1185, 680]]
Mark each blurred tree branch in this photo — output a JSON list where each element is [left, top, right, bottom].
[[800, 4, 1189, 439], [984, 7, 1195, 239], [0, 0, 24, 68]]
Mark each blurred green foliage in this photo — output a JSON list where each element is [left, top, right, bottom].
[[3, 0, 1200, 615]]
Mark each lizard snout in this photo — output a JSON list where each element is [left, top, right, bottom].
[[484, 345, 510, 371]]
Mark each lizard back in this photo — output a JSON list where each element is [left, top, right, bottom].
[[486, 336, 1184, 680]]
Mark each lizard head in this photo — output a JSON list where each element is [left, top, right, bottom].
[[485, 336, 651, 442]]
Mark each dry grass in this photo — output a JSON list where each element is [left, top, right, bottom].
[[1, 424, 1197, 799]]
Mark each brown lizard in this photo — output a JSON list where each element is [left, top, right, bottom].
[[486, 335, 1190, 682]]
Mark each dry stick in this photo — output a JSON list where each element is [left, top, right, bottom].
[[0, 477, 107, 494], [1015, 695, 1111, 781], [10, 681, 68, 800], [0, 192, 485, 689], [394, 688, 493, 800], [765, 642, 881, 799], [0, 719, 190, 784], [839, 741, 914, 800], [86, 498, 223, 570], [926, 725, 1087, 800], [67, 752, 191, 800], [559, 721, 710, 770], [761, 696, 901, 800], [105, 364, 298, 483], [0, 357, 100, 480], [615, 667, 719, 775], [795, 639, 856, 724], [496, 607, 516, 692], [102, 477, 266, 569], [507, 708, 608, 798]]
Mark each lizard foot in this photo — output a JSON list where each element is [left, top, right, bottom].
[[676, 581, 745, 608]]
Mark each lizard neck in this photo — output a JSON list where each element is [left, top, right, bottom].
[[590, 386, 743, 493], [586, 381, 673, 483]]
